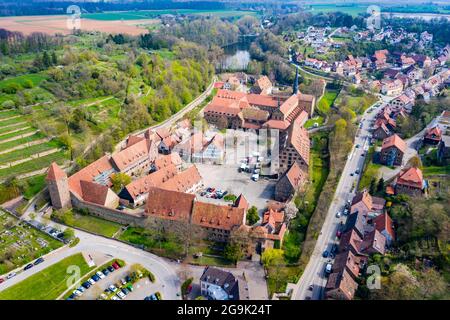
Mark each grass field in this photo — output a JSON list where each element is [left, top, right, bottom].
[[0, 210, 63, 275], [52, 210, 123, 238], [0, 132, 45, 152], [317, 90, 339, 116], [423, 165, 450, 176], [83, 9, 258, 21], [0, 74, 47, 91], [0, 253, 92, 300], [0, 140, 59, 164]]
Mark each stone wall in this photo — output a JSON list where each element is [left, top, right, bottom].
[[70, 193, 146, 226]]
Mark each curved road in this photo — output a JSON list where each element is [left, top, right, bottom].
[[0, 205, 181, 300]]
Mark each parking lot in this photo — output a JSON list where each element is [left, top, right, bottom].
[[70, 262, 163, 300], [196, 163, 276, 212]]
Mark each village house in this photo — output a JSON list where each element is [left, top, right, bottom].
[[381, 79, 403, 96], [200, 267, 240, 300], [251, 75, 273, 95], [369, 212, 395, 246], [380, 134, 407, 166], [394, 167, 425, 197], [274, 162, 307, 202], [389, 94, 415, 113], [373, 122, 392, 140], [325, 269, 358, 300], [111, 139, 153, 177], [350, 190, 386, 218], [423, 126, 442, 145]]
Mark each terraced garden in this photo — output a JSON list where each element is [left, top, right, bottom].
[[0, 109, 69, 183]]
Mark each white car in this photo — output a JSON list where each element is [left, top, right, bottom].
[[96, 271, 105, 279], [99, 293, 107, 300], [251, 173, 259, 181], [117, 291, 126, 299], [336, 211, 341, 218], [111, 295, 120, 301], [73, 290, 83, 297], [109, 285, 118, 292], [6, 272, 16, 279]]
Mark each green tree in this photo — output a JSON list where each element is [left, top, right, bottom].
[[246, 206, 259, 225], [376, 177, 385, 193], [224, 242, 244, 263], [261, 248, 284, 269], [369, 178, 377, 195], [110, 173, 132, 193], [62, 228, 75, 240], [43, 51, 51, 68]]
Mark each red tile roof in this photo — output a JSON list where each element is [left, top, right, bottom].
[[161, 165, 203, 193], [381, 134, 407, 153], [153, 153, 182, 170], [288, 122, 310, 165], [279, 94, 299, 116], [145, 187, 195, 222], [192, 201, 245, 231], [247, 94, 279, 108], [262, 209, 284, 226], [333, 250, 361, 279], [234, 194, 249, 211], [396, 167, 424, 189], [46, 162, 67, 181], [126, 135, 145, 148], [339, 229, 363, 254], [79, 180, 111, 206], [255, 76, 272, 92], [124, 164, 178, 200], [68, 155, 115, 197], [111, 139, 149, 172], [326, 269, 358, 300], [155, 127, 171, 140], [425, 126, 442, 141], [372, 212, 395, 241], [285, 162, 307, 189]]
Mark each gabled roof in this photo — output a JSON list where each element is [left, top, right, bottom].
[[344, 212, 366, 237], [339, 229, 363, 254], [284, 162, 307, 189], [381, 134, 407, 153], [153, 153, 182, 170], [332, 250, 361, 279], [155, 127, 171, 140], [68, 155, 116, 197], [425, 126, 442, 140], [396, 167, 424, 189], [234, 194, 249, 211], [326, 269, 358, 300], [247, 94, 278, 108], [145, 187, 195, 222], [288, 122, 310, 165], [111, 139, 149, 171], [161, 165, 202, 193], [123, 164, 178, 200], [126, 135, 145, 148], [255, 76, 272, 92], [279, 94, 299, 116], [241, 108, 270, 122], [46, 162, 67, 181], [79, 180, 111, 206], [361, 229, 386, 255], [372, 212, 395, 241], [192, 201, 245, 231]]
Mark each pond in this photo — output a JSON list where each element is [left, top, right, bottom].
[[219, 36, 255, 71]]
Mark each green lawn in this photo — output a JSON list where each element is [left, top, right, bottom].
[[0, 110, 19, 119], [52, 209, 123, 238], [304, 116, 324, 129], [423, 165, 450, 176], [0, 74, 47, 91], [316, 90, 339, 116], [0, 254, 92, 300], [360, 162, 382, 190], [22, 174, 47, 199]]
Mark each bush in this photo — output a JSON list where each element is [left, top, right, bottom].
[[1, 100, 15, 109], [3, 83, 21, 94], [148, 271, 155, 282], [155, 291, 162, 300], [181, 277, 193, 296]]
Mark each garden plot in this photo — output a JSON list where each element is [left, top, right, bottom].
[[0, 210, 63, 275]]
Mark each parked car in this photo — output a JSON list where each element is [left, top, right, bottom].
[[355, 169, 360, 175], [308, 285, 314, 291], [99, 293, 107, 300], [336, 211, 341, 218], [73, 290, 83, 297], [121, 288, 129, 295], [77, 286, 85, 293], [0, 278, 5, 284], [92, 275, 100, 282], [121, 278, 127, 285], [6, 272, 16, 279], [82, 281, 91, 289], [117, 291, 126, 299], [107, 266, 115, 273], [34, 258, 44, 265], [125, 275, 132, 283], [102, 269, 109, 276], [96, 271, 105, 279], [251, 173, 259, 181], [112, 262, 120, 270], [24, 263, 33, 271], [111, 295, 120, 301], [336, 230, 342, 238], [88, 278, 95, 285], [127, 284, 133, 292], [322, 250, 329, 258], [109, 285, 118, 292], [325, 262, 333, 275], [331, 244, 338, 255]]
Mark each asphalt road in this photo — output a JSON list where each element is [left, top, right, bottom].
[[292, 96, 390, 300], [0, 208, 181, 300]]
